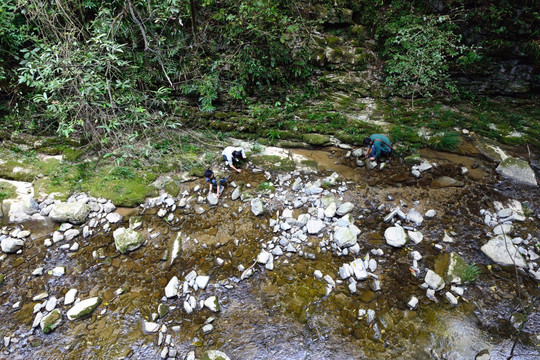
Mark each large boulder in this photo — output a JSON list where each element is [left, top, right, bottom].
[[481, 235, 528, 268], [113, 227, 145, 254], [49, 202, 90, 224], [496, 157, 537, 186], [67, 297, 102, 320]]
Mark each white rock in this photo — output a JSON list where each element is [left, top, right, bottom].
[[204, 296, 220, 312], [106, 212, 123, 224], [64, 289, 78, 305], [408, 230, 423, 244], [324, 203, 337, 218], [64, 229, 80, 241], [207, 193, 218, 205], [32, 312, 43, 328], [143, 320, 160, 333], [195, 276, 210, 290], [32, 267, 44, 276], [323, 275, 335, 287], [442, 232, 454, 243], [350, 258, 368, 280], [202, 324, 214, 334], [165, 276, 179, 298], [445, 292, 458, 305], [314, 270, 323, 279], [306, 219, 325, 235], [339, 264, 353, 279], [384, 225, 407, 247], [407, 209, 424, 226], [51, 266, 65, 277], [408, 296, 419, 309], [336, 202, 354, 216], [45, 296, 57, 312], [257, 250, 271, 264], [481, 235, 528, 268], [333, 226, 358, 248], [425, 209, 437, 219], [66, 297, 101, 320], [424, 270, 445, 291]]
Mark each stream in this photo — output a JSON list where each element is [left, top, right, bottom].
[[0, 143, 539, 360]]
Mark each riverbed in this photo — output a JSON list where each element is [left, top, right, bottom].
[[0, 144, 538, 360]]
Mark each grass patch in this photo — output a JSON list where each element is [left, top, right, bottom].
[[461, 264, 481, 283], [0, 181, 17, 201], [428, 131, 461, 151], [256, 181, 275, 193], [300, 159, 318, 169]]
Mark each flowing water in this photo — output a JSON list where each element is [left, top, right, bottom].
[[0, 145, 539, 360]]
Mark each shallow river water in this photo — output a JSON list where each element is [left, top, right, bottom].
[[0, 144, 539, 360]]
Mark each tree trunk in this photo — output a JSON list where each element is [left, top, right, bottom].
[[190, 0, 197, 40]]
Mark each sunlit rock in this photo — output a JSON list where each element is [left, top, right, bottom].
[[67, 297, 102, 320], [49, 202, 90, 224], [113, 227, 145, 254], [481, 235, 528, 268], [384, 225, 407, 247], [496, 157, 537, 186], [40, 309, 62, 334]]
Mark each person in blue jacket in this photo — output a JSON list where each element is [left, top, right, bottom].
[[204, 169, 227, 198], [364, 134, 393, 161]]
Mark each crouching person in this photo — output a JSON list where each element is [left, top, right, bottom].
[[204, 169, 227, 198]]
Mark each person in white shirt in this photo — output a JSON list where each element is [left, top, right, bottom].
[[222, 146, 246, 173]]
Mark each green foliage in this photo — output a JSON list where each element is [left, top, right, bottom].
[[461, 264, 481, 283], [256, 181, 274, 193], [428, 132, 461, 151], [381, 13, 469, 106], [1, 0, 314, 143], [251, 143, 263, 154]]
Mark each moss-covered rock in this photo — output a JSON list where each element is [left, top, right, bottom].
[[49, 202, 90, 224], [0, 181, 17, 200], [0, 160, 36, 182], [303, 134, 331, 146], [349, 24, 366, 39], [33, 178, 70, 201], [496, 156, 537, 186], [40, 309, 62, 334], [189, 165, 206, 178], [163, 180, 180, 197], [85, 175, 158, 207], [113, 227, 145, 254], [435, 253, 469, 283], [66, 297, 102, 320], [201, 350, 231, 360], [62, 148, 84, 162], [158, 303, 169, 318], [404, 154, 422, 165], [251, 155, 296, 172]]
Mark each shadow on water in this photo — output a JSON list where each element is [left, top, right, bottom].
[[0, 146, 539, 359]]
